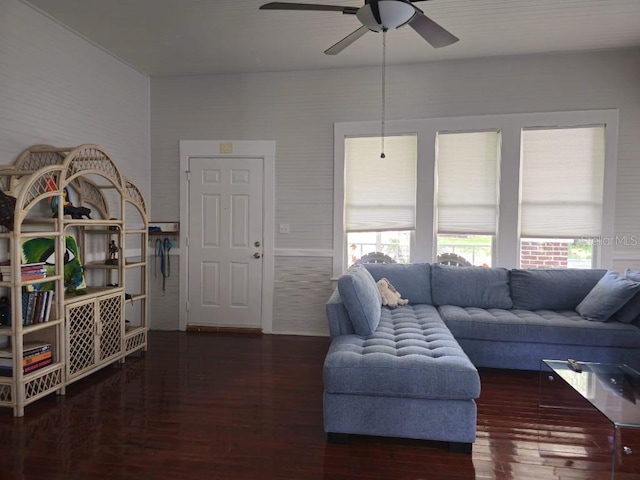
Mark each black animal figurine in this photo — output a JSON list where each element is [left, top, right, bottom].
[[63, 205, 92, 219]]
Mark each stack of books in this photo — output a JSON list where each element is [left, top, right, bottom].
[[0, 341, 53, 377], [20, 262, 46, 282], [0, 262, 47, 283], [22, 290, 54, 325]]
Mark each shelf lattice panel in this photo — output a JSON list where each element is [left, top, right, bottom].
[[0, 384, 11, 403], [125, 330, 146, 353], [99, 295, 122, 361], [25, 368, 63, 400], [68, 302, 96, 376]]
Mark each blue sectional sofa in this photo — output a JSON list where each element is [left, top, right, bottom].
[[323, 263, 640, 452]]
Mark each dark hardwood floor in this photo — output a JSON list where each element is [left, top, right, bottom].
[[0, 331, 638, 479]]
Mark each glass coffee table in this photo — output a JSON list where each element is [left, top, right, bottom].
[[540, 359, 640, 479]]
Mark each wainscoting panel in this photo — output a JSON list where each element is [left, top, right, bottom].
[[273, 256, 334, 336]]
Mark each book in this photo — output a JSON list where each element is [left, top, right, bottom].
[[23, 350, 52, 366], [21, 291, 52, 324], [0, 341, 51, 359], [0, 355, 53, 376], [25, 292, 36, 325], [21, 292, 29, 324], [21, 272, 46, 282], [0, 350, 51, 368], [0, 262, 46, 282], [23, 342, 51, 356], [44, 291, 53, 322], [24, 356, 53, 374], [37, 291, 45, 322], [33, 292, 43, 324], [20, 262, 45, 271]]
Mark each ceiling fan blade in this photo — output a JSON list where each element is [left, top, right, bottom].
[[409, 12, 459, 48], [260, 2, 358, 14], [324, 26, 369, 55]]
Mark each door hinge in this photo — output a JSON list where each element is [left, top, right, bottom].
[[185, 301, 189, 312], [185, 170, 191, 181], [185, 236, 189, 247]]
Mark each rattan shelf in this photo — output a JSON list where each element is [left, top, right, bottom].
[[0, 144, 148, 416]]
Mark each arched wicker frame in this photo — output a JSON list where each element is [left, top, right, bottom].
[[0, 144, 148, 416]]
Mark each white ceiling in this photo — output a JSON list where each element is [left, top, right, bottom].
[[25, 0, 640, 77]]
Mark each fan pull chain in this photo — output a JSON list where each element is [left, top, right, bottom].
[[380, 29, 387, 159]]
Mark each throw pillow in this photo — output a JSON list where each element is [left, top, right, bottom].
[[576, 270, 640, 322], [337, 264, 382, 335], [611, 269, 640, 324]]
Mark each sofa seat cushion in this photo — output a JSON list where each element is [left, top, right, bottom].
[[439, 305, 640, 348], [324, 304, 480, 400]]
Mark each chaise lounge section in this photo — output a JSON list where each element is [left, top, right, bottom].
[[324, 303, 480, 452]]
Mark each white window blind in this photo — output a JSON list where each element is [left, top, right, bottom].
[[344, 135, 417, 232], [436, 131, 500, 235], [520, 126, 605, 238]]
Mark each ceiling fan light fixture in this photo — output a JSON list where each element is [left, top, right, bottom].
[[356, 1, 416, 32]]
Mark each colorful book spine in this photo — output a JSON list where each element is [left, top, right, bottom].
[[23, 351, 52, 367], [44, 291, 53, 322], [22, 344, 51, 357], [25, 292, 36, 325], [20, 291, 54, 325], [23, 357, 53, 374], [0, 355, 54, 376]]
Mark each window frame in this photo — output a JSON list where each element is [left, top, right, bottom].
[[333, 110, 618, 278]]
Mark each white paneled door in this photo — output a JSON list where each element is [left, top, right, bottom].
[[188, 157, 263, 328]]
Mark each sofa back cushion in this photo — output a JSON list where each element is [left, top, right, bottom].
[[337, 264, 382, 335], [510, 268, 606, 310], [431, 264, 513, 309], [363, 263, 432, 305]]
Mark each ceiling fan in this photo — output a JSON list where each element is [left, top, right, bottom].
[[260, 0, 459, 55]]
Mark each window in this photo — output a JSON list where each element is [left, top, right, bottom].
[[436, 234, 493, 267], [519, 126, 605, 268], [334, 110, 617, 276], [344, 135, 417, 264], [435, 131, 500, 266], [348, 231, 411, 266]]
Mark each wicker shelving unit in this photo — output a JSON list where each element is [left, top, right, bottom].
[[0, 144, 148, 416]]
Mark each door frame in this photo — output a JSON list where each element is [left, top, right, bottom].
[[179, 140, 275, 333]]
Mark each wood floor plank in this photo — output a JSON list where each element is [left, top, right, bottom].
[[0, 331, 638, 479]]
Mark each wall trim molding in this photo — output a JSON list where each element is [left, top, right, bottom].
[[274, 248, 333, 257]]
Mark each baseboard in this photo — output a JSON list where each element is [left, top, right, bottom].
[[185, 325, 262, 336]]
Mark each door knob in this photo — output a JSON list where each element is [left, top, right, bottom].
[[254, 241, 261, 247], [253, 252, 261, 259]]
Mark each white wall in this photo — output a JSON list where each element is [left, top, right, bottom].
[[150, 48, 640, 334], [0, 0, 151, 200]]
